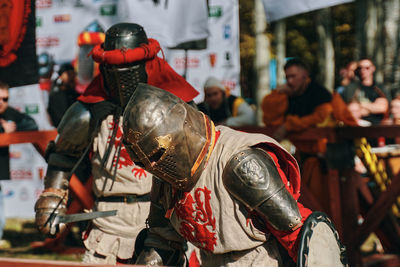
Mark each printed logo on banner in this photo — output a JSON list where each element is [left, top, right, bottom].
[[174, 57, 200, 70], [100, 4, 117, 16], [223, 52, 233, 68], [36, 17, 43, 27], [36, 36, 60, 47], [223, 25, 231, 39], [209, 53, 217, 68], [36, 0, 52, 9], [11, 170, 33, 180], [25, 104, 39, 115], [54, 14, 71, 23], [209, 6, 222, 18]]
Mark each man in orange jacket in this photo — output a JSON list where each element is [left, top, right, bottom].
[[262, 58, 356, 213]]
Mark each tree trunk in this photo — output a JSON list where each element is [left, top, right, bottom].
[[274, 20, 286, 86], [383, 0, 400, 97], [254, 0, 270, 125], [374, 0, 385, 84], [316, 8, 335, 92], [365, 0, 378, 60]]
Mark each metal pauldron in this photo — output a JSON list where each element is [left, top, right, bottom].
[[43, 101, 92, 190], [222, 147, 302, 231], [55, 101, 92, 156]]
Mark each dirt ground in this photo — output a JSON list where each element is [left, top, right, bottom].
[[0, 218, 83, 261]]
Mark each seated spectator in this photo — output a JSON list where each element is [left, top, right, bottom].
[[340, 59, 389, 125], [336, 61, 358, 95], [262, 58, 357, 214], [0, 81, 38, 245], [262, 58, 333, 152], [197, 77, 256, 127], [47, 63, 80, 127]]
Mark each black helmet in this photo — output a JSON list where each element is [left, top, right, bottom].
[[101, 23, 149, 108]]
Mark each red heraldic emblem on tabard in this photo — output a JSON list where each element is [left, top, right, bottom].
[[175, 187, 217, 252]]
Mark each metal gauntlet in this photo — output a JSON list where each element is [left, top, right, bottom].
[[223, 147, 302, 231]]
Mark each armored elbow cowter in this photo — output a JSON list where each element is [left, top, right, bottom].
[[35, 101, 92, 235], [222, 148, 302, 232]]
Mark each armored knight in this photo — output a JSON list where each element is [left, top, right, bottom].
[[34, 23, 198, 264], [123, 84, 347, 267]]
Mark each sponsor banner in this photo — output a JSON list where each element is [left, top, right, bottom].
[[262, 0, 354, 22], [166, 0, 241, 103], [117, 0, 208, 48], [8, 83, 53, 131], [0, 180, 43, 218], [8, 83, 51, 183], [9, 143, 47, 181], [36, 0, 220, 103], [36, 0, 209, 63], [0, 0, 38, 87], [36, 0, 121, 63]]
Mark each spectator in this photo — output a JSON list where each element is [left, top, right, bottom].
[[47, 63, 80, 127], [262, 58, 357, 214], [336, 61, 358, 95], [262, 58, 333, 147], [340, 59, 389, 125], [0, 81, 38, 244], [197, 77, 256, 127]]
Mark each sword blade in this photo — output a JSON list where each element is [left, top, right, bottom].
[[57, 210, 117, 224]]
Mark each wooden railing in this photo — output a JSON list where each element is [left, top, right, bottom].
[[237, 124, 400, 266], [0, 130, 57, 156]]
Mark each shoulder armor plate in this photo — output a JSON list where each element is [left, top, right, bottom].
[[223, 147, 302, 231], [223, 148, 283, 209], [54, 101, 92, 154]]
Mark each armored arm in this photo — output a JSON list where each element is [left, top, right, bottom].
[[135, 177, 186, 266], [222, 147, 302, 231], [35, 101, 92, 235]]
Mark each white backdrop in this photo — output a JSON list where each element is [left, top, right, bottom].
[[36, 0, 240, 103], [4, 0, 240, 217], [262, 0, 354, 21], [166, 0, 241, 103], [5, 84, 51, 218]]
